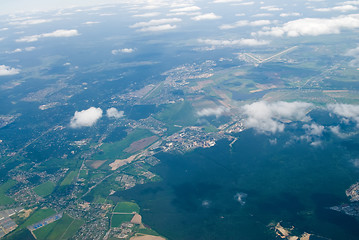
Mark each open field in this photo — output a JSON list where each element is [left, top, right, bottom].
[[34, 213, 83, 240], [86, 160, 107, 169], [60, 171, 77, 186], [114, 201, 140, 213], [124, 136, 159, 154], [34, 181, 56, 197], [17, 208, 56, 231], [94, 129, 154, 160], [0, 180, 16, 206], [111, 214, 134, 228]]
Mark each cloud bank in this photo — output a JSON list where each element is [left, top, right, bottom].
[[70, 107, 103, 128], [255, 14, 359, 37], [242, 101, 312, 133], [0, 65, 20, 76], [16, 29, 79, 42]]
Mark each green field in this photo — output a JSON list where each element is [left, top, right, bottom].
[[114, 201, 140, 213], [60, 171, 77, 186], [18, 208, 56, 230], [111, 214, 134, 228], [34, 181, 56, 197], [0, 179, 16, 206], [155, 101, 197, 127], [34, 214, 83, 240], [137, 228, 160, 236], [93, 129, 154, 160]]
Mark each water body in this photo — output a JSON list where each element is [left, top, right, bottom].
[[120, 128, 359, 240]]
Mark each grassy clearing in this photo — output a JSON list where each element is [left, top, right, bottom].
[[93, 129, 154, 160], [114, 201, 140, 213], [34, 214, 83, 240], [0, 179, 16, 206], [60, 171, 77, 186], [137, 228, 160, 236], [111, 214, 134, 228], [17, 208, 56, 230], [34, 181, 56, 197], [155, 101, 197, 127]]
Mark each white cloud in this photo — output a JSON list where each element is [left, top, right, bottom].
[[260, 6, 283, 11], [83, 21, 100, 25], [106, 107, 124, 119], [170, 6, 201, 12], [139, 24, 177, 32], [198, 38, 269, 46], [0, 65, 20, 76], [241, 101, 312, 133], [280, 12, 301, 17], [213, 0, 244, 3], [133, 12, 161, 17], [303, 123, 324, 136], [314, 5, 358, 12], [220, 20, 271, 29], [6, 46, 35, 54], [255, 14, 359, 37], [329, 125, 352, 138], [197, 107, 229, 117], [70, 107, 103, 128], [252, 13, 273, 17], [167, 11, 201, 16], [111, 48, 135, 55], [130, 18, 182, 28], [341, 1, 359, 5], [235, 1, 255, 6], [16, 29, 79, 42], [9, 19, 52, 25], [327, 103, 359, 126], [234, 192, 247, 205], [191, 13, 222, 21], [345, 45, 359, 67]]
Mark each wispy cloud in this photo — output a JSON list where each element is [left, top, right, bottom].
[[70, 107, 103, 128], [198, 38, 269, 46], [5, 46, 35, 54], [111, 48, 135, 55], [130, 18, 181, 28], [280, 12, 301, 17], [255, 14, 359, 37], [16, 29, 79, 42], [213, 0, 244, 3], [140, 24, 177, 32], [197, 107, 229, 117], [191, 13, 222, 21], [242, 101, 312, 133], [314, 5, 358, 12], [133, 12, 161, 18], [260, 6, 283, 11], [220, 20, 271, 29], [83, 21, 100, 25], [0, 65, 20, 76], [170, 6, 201, 12], [9, 19, 52, 25], [345, 45, 359, 67]]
